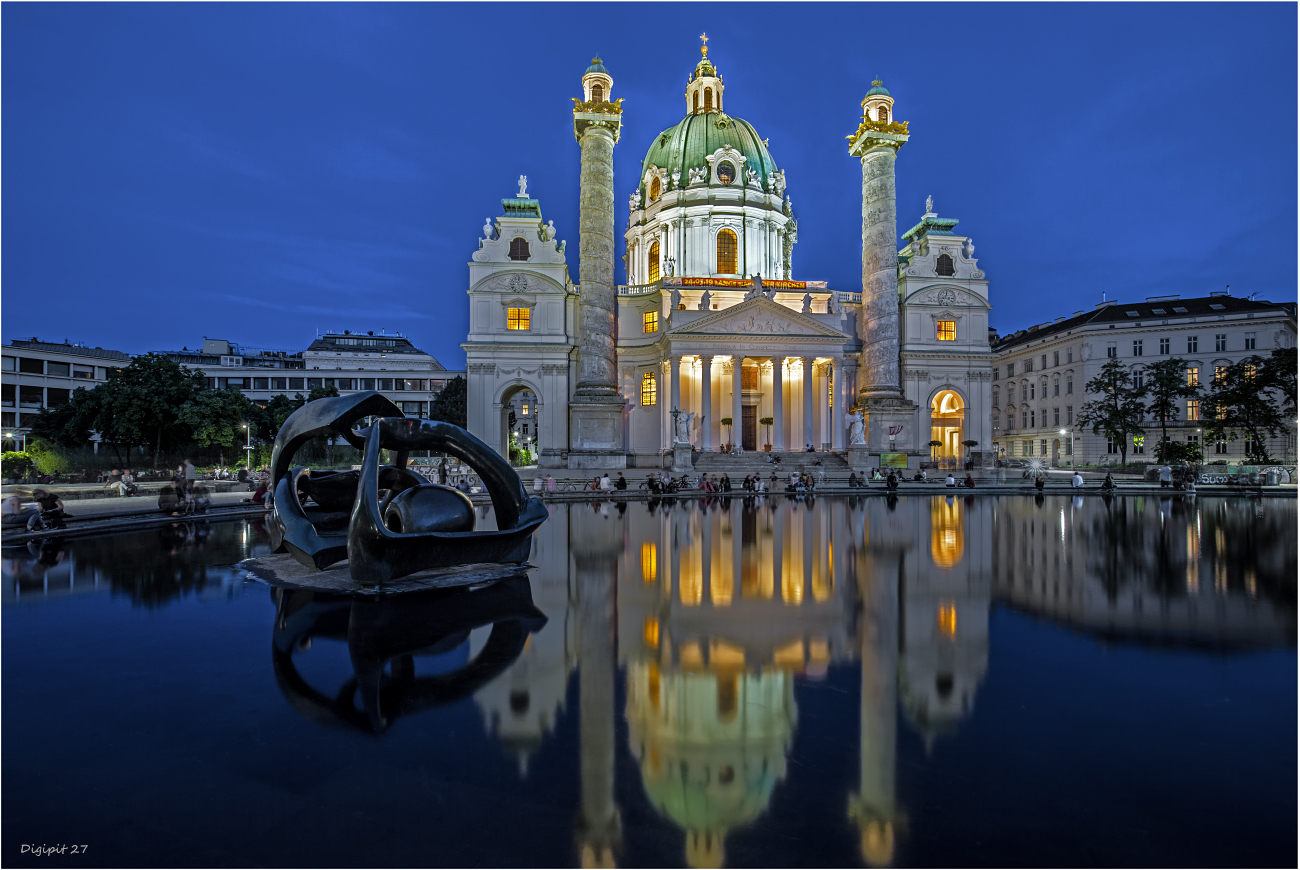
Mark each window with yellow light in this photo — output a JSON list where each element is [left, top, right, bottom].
[[506, 307, 530, 330], [936, 320, 956, 341], [643, 310, 659, 333]]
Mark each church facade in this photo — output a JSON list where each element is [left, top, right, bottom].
[[464, 41, 994, 469]]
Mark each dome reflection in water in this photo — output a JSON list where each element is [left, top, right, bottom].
[[256, 494, 1294, 868]]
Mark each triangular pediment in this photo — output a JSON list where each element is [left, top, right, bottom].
[[670, 296, 847, 339]]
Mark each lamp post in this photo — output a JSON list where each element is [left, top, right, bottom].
[[1059, 428, 1074, 469], [242, 424, 253, 467]]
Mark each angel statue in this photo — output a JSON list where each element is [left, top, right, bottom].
[[629, 192, 641, 213], [845, 409, 866, 445], [674, 411, 694, 444], [745, 273, 764, 301]]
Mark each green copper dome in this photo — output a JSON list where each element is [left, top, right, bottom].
[[585, 56, 608, 75], [639, 112, 778, 196], [865, 79, 890, 97]]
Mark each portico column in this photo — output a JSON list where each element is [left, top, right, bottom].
[[701, 356, 713, 452], [670, 355, 682, 416], [832, 357, 844, 450], [773, 359, 785, 452], [732, 356, 744, 451], [803, 357, 815, 450]]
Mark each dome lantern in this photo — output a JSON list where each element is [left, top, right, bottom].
[[685, 33, 724, 115], [861, 78, 895, 125], [582, 55, 613, 104]]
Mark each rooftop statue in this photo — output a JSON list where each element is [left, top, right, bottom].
[[267, 391, 548, 586], [518, 175, 529, 197]]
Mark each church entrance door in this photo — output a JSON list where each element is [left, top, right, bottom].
[[742, 406, 757, 451]]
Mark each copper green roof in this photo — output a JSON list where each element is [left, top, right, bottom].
[[639, 112, 778, 195], [866, 79, 891, 97], [901, 215, 959, 242], [585, 56, 608, 76]]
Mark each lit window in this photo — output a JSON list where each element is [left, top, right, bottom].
[[716, 228, 738, 274], [643, 310, 659, 333], [506, 308, 530, 330], [591, 83, 604, 103], [935, 253, 955, 276], [1187, 400, 1200, 421], [1186, 367, 1199, 386], [1214, 365, 1227, 384], [1244, 363, 1257, 381], [508, 238, 530, 261], [936, 320, 956, 341], [937, 602, 956, 637], [649, 176, 661, 202], [640, 371, 657, 406], [693, 91, 699, 112], [704, 87, 713, 110], [521, 403, 529, 416], [641, 543, 657, 584], [648, 240, 660, 283]]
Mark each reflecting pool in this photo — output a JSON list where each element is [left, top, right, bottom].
[[4, 496, 1295, 868]]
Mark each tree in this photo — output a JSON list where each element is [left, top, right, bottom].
[[1137, 357, 1201, 460], [759, 416, 774, 449], [307, 384, 340, 403], [100, 353, 206, 467], [1203, 355, 1285, 462], [429, 376, 467, 430], [1259, 346, 1297, 419], [1077, 358, 1145, 465], [178, 386, 255, 458], [28, 387, 101, 452]]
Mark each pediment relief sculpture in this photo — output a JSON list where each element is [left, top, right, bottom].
[[673, 297, 847, 339]]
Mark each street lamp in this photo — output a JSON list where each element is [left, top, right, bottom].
[[242, 424, 253, 466], [1059, 428, 1074, 469]]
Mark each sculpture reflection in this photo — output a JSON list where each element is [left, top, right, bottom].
[[271, 579, 546, 733]]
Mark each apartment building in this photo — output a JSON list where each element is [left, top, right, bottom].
[[989, 292, 1297, 464], [1, 339, 132, 452]]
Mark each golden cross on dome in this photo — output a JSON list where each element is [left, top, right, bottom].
[[699, 32, 709, 57]]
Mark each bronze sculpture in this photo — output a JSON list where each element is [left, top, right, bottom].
[[268, 391, 548, 585]]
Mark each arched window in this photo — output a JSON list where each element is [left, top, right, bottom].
[[693, 91, 699, 112], [648, 240, 660, 283], [878, 105, 889, 123], [591, 84, 603, 103], [704, 88, 713, 110], [508, 237, 530, 261], [649, 176, 661, 201], [716, 228, 738, 274], [641, 371, 657, 406], [935, 253, 955, 276]]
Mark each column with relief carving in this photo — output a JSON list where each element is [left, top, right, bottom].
[[569, 57, 626, 468], [849, 79, 918, 461]]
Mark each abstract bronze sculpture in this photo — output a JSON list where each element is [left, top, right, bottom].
[[269, 391, 548, 585]]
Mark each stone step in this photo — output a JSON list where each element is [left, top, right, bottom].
[[693, 452, 849, 472]]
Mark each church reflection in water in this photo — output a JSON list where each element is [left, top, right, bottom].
[[268, 495, 1295, 868]]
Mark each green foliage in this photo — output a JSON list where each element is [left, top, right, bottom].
[[1077, 358, 1146, 464], [178, 386, 255, 449], [1202, 355, 1285, 462], [307, 384, 340, 402], [26, 439, 70, 474], [1137, 357, 1201, 448], [720, 417, 733, 426], [759, 417, 773, 426], [1155, 439, 1202, 464], [2, 451, 34, 478], [429, 376, 467, 430], [1259, 346, 1297, 418], [28, 386, 101, 450]]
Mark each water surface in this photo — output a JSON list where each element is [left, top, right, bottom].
[[3, 496, 1295, 867]]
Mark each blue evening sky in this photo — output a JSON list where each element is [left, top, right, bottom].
[[3, 3, 1295, 369]]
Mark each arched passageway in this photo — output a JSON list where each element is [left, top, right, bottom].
[[930, 389, 966, 466]]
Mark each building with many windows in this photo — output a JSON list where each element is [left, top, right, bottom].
[[989, 293, 1296, 464], [464, 42, 995, 468], [1, 339, 132, 452], [159, 332, 462, 419]]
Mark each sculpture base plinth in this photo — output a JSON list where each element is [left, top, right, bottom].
[[671, 445, 694, 473], [849, 445, 873, 472], [862, 395, 918, 452], [568, 395, 626, 470], [538, 448, 566, 469]]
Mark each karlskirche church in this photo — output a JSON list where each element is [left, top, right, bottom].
[[464, 38, 993, 470]]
